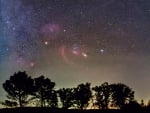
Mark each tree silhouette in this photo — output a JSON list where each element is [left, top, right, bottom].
[[2, 71, 34, 107], [57, 88, 75, 109], [147, 100, 150, 110], [92, 82, 111, 109], [140, 99, 145, 107], [122, 100, 143, 110], [1, 100, 17, 108], [74, 83, 92, 109], [2, 70, 145, 110], [46, 90, 58, 108], [33, 76, 57, 107], [110, 83, 134, 109]]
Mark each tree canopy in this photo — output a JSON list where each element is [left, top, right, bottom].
[[73, 83, 92, 109], [92, 82, 111, 109], [110, 83, 134, 109], [2, 71, 145, 110], [33, 75, 57, 107], [2, 71, 34, 107], [57, 88, 75, 109]]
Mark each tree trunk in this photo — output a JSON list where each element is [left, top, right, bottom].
[[40, 89, 44, 107], [18, 91, 22, 107]]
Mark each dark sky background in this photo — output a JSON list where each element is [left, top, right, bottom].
[[0, 0, 150, 103]]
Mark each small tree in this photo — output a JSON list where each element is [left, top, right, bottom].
[[46, 90, 58, 108], [92, 82, 111, 109], [57, 88, 75, 109], [140, 99, 145, 107], [122, 100, 142, 110], [2, 71, 34, 107], [147, 100, 150, 109], [33, 76, 57, 107], [1, 100, 17, 108], [110, 83, 134, 109], [74, 83, 92, 109]]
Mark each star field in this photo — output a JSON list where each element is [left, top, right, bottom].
[[1, 0, 150, 102]]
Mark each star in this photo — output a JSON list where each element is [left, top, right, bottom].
[[30, 62, 35, 67], [100, 49, 104, 53], [82, 52, 88, 58], [44, 41, 49, 45], [63, 29, 67, 32]]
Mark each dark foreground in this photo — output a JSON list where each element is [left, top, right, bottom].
[[0, 108, 150, 113]]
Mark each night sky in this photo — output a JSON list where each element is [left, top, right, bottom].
[[0, 0, 150, 102]]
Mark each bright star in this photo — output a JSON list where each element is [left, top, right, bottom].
[[44, 41, 49, 45], [82, 52, 88, 58], [100, 49, 104, 53], [30, 62, 35, 67]]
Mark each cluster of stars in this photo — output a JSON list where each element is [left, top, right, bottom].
[[16, 57, 35, 68]]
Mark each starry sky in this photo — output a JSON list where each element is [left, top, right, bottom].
[[0, 0, 150, 102]]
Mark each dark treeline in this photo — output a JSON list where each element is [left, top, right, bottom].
[[1, 71, 150, 110]]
